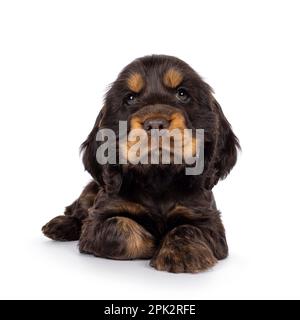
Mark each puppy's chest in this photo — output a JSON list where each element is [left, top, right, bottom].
[[136, 197, 177, 237], [138, 193, 188, 233], [121, 187, 208, 236], [149, 199, 174, 218], [136, 192, 179, 215]]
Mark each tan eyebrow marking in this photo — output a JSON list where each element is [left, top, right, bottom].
[[127, 72, 144, 93], [163, 68, 183, 88]]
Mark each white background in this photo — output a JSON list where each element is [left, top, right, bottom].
[[0, 0, 299, 300]]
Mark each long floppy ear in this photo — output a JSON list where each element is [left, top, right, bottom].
[[208, 99, 240, 188], [80, 106, 122, 194]]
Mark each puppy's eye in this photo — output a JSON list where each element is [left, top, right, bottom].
[[124, 93, 136, 105], [176, 88, 190, 103]]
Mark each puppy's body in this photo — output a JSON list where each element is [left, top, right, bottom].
[[43, 55, 239, 273]]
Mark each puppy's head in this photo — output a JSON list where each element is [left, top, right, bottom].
[[81, 55, 239, 193]]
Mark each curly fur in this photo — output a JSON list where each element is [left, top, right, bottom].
[[42, 55, 240, 273]]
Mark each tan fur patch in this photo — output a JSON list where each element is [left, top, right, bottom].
[[169, 113, 197, 157], [163, 68, 183, 88], [130, 116, 143, 130], [104, 200, 147, 216], [191, 136, 197, 156], [169, 112, 186, 131], [119, 202, 147, 215], [116, 217, 156, 259], [80, 192, 97, 209], [167, 205, 196, 220], [127, 72, 144, 93], [78, 183, 99, 210]]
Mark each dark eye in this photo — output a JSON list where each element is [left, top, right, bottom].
[[124, 93, 136, 105], [176, 87, 190, 103]]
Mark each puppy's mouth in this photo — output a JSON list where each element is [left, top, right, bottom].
[[120, 104, 197, 165]]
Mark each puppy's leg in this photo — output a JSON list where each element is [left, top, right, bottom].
[[42, 181, 99, 241], [150, 225, 218, 273], [150, 207, 228, 273], [79, 199, 156, 259], [79, 216, 156, 259]]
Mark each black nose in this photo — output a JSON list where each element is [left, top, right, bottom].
[[143, 118, 170, 131]]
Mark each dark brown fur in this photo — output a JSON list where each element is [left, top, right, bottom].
[[42, 55, 239, 273]]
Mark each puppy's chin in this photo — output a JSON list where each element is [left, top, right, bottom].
[[119, 131, 198, 168], [121, 161, 186, 175]]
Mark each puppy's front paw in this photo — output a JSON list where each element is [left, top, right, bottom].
[[79, 216, 156, 260], [42, 215, 81, 241], [150, 226, 217, 273]]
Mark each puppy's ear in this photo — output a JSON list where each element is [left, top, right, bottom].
[[209, 99, 240, 188], [81, 107, 122, 194], [81, 109, 104, 183]]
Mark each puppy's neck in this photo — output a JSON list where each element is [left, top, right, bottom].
[[120, 166, 200, 198]]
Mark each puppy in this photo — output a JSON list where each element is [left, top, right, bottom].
[[42, 55, 239, 273]]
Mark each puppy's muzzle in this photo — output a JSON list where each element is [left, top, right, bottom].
[[130, 104, 187, 132], [143, 118, 170, 131], [119, 104, 197, 166]]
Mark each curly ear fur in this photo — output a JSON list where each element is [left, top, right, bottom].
[[213, 100, 240, 184], [81, 107, 122, 194], [204, 99, 240, 189], [80, 110, 104, 183]]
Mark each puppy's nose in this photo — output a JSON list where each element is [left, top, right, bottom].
[[143, 118, 169, 131]]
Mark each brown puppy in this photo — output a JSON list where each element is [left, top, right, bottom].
[[42, 55, 239, 273]]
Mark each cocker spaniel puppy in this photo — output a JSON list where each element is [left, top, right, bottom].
[[42, 55, 239, 273]]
